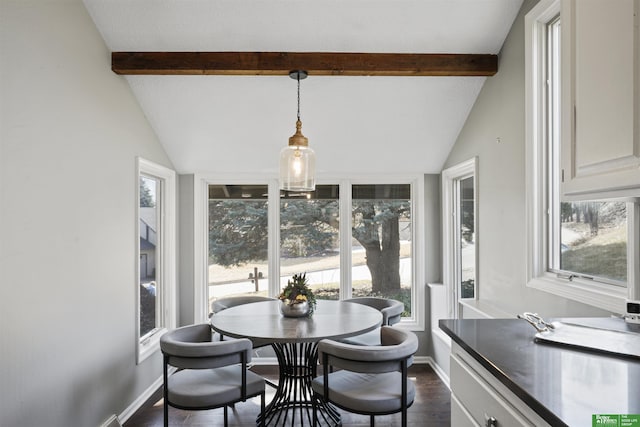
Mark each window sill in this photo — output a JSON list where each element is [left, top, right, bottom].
[[527, 274, 627, 314], [137, 327, 165, 364]]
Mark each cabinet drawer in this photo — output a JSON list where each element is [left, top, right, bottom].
[[451, 352, 539, 427], [452, 393, 481, 427]]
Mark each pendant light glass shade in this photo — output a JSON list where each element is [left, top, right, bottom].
[[280, 122, 316, 191], [280, 71, 316, 192]]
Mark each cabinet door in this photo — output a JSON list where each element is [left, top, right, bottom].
[[450, 354, 540, 427], [562, 0, 640, 199], [451, 394, 480, 427]]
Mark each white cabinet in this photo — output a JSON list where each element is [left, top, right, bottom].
[[450, 342, 551, 427], [561, 0, 640, 199]]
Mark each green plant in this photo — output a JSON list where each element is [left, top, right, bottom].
[[279, 273, 317, 314]]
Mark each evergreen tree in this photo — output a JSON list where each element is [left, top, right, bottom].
[[139, 179, 155, 207], [209, 198, 409, 293]]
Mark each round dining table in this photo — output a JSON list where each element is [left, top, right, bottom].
[[209, 299, 383, 426]]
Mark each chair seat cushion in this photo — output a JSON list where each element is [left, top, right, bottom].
[[168, 365, 264, 409], [339, 329, 381, 346], [311, 371, 415, 414]]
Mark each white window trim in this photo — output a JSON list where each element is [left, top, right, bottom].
[[525, 0, 632, 314], [136, 157, 177, 364], [193, 173, 425, 331], [442, 157, 478, 319], [348, 175, 426, 331]]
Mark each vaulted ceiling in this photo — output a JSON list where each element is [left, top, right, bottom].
[[83, 0, 523, 175]]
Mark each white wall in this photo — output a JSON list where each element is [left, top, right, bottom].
[[0, 1, 173, 426], [442, 0, 611, 318]]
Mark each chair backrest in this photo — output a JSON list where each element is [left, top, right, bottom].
[[318, 326, 418, 374], [210, 295, 276, 315], [343, 297, 404, 325], [160, 324, 253, 369]]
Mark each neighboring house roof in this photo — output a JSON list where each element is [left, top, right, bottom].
[[139, 207, 157, 230], [140, 237, 155, 251], [140, 207, 157, 248]]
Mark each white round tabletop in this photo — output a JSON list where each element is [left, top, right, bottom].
[[210, 299, 383, 343]]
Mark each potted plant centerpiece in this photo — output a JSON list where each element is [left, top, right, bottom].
[[279, 273, 317, 317]]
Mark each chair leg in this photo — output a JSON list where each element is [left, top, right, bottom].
[[163, 357, 169, 427], [163, 400, 168, 427], [260, 392, 265, 427], [370, 414, 375, 426], [224, 405, 228, 426], [312, 394, 319, 427]]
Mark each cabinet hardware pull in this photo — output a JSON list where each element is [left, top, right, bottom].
[[484, 414, 498, 427]]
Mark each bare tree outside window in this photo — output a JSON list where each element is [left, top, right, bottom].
[[352, 184, 412, 316], [559, 201, 627, 283]]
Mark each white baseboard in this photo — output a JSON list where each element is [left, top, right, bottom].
[[412, 356, 429, 364], [118, 374, 164, 424], [426, 356, 451, 390], [250, 356, 278, 365], [99, 414, 122, 427]]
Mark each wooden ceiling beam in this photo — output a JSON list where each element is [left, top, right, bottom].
[[111, 51, 497, 76]]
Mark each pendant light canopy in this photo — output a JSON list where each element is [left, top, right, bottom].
[[280, 70, 316, 192]]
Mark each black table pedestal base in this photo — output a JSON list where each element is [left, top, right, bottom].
[[257, 342, 340, 426]]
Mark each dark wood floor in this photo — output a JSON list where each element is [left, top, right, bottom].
[[124, 364, 451, 427]]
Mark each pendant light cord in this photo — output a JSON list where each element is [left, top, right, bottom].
[[296, 72, 301, 121]]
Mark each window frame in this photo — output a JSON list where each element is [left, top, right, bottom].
[[442, 157, 478, 319], [193, 174, 425, 330], [525, 0, 638, 313], [136, 157, 177, 364]]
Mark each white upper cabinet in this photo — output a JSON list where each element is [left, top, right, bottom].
[[561, 0, 640, 199]]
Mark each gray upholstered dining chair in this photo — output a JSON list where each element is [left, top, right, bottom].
[[209, 295, 276, 347], [311, 326, 418, 427], [340, 297, 404, 346], [210, 295, 276, 316], [160, 324, 266, 427]]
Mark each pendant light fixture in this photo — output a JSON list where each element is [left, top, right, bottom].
[[280, 70, 316, 191]]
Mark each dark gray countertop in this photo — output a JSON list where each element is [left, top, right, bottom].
[[439, 317, 640, 427]]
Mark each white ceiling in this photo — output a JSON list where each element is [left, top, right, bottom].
[[83, 0, 523, 175]]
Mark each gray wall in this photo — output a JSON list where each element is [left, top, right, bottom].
[[178, 174, 195, 326], [442, 0, 611, 318], [0, 1, 173, 426], [418, 174, 442, 357]]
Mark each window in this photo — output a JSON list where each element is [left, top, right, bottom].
[[553, 201, 628, 284], [137, 158, 176, 363], [442, 158, 478, 318], [525, 1, 638, 312], [200, 177, 424, 328], [458, 177, 476, 299], [139, 175, 159, 336], [281, 185, 340, 300], [352, 184, 412, 316], [207, 185, 269, 308]]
